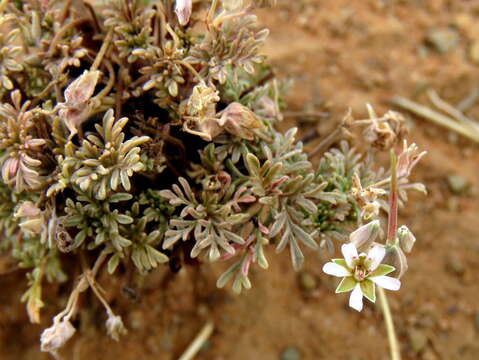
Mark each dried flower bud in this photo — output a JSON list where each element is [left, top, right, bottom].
[[40, 320, 76, 354], [183, 84, 221, 140], [187, 84, 220, 116], [397, 140, 426, 178], [349, 220, 381, 251], [106, 313, 127, 341], [219, 102, 266, 140], [15, 201, 41, 218], [175, 0, 192, 26], [58, 70, 101, 135], [363, 106, 407, 150], [63, 70, 100, 107], [15, 201, 44, 234], [362, 201, 380, 220], [397, 225, 416, 253]]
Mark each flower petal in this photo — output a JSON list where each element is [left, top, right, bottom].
[[341, 243, 358, 268], [370, 275, 401, 291], [335, 276, 356, 293], [360, 279, 376, 302], [349, 283, 364, 312], [323, 262, 351, 277], [367, 245, 386, 271]]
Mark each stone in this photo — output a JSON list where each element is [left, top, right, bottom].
[[426, 28, 459, 53], [447, 174, 469, 195], [445, 256, 465, 276], [280, 346, 302, 360], [469, 41, 479, 64], [299, 272, 318, 291], [408, 329, 428, 353]]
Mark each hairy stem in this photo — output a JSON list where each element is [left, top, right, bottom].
[[378, 287, 401, 360]]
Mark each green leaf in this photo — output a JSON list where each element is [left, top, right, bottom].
[[146, 245, 168, 264], [216, 262, 241, 288], [360, 279, 376, 302], [107, 253, 121, 274], [335, 276, 356, 293], [369, 264, 395, 277], [246, 153, 260, 175], [109, 193, 133, 203]]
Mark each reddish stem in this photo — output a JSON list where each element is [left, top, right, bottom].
[[387, 150, 398, 244]]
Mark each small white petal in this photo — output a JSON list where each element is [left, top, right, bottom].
[[349, 284, 364, 312], [370, 275, 401, 291], [367, 244, 386, 271], [322, 262, 351, 277], [341, 243, 358, 268]]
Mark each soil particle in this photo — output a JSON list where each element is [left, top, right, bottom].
[[446, 174, 470, 195], [468, 41, 479, 64], [474, 312, 479, 332], [425, 28, 460, 54], [408, 328, 428, 354], [445, 256, 465, 276], [298, 272, 318, 292], [280, 346, 302, 360]]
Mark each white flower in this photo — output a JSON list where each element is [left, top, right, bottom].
[[322, 243, 401, 312]]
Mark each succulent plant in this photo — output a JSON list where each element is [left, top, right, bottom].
[[0, 0, 424, 356]]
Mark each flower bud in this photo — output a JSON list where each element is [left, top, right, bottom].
[[63, 70, 100, 107], [59, 70, 100, 135], [219, 102, 265, 140], [106, 313, 127, 341], [349, 220, 380, 251], [175, 0, 192, 26], [397, 225, 416, 253], [383, 244, 408, 279], [40, 320, 76, 353]]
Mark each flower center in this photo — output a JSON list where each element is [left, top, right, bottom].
[[353, 265, 368, 281]]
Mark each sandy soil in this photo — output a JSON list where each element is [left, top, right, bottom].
[[1, 0, 479, 359]]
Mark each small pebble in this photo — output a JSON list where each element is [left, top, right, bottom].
[[280, 346, 302, 360], [469, 41, 479, 64], [447, 174, 469, 195], [422, 349, 438, 360], [445, 256, 465, 276], [426, 28, 459, 53], [128, 310, 145, 330], [408, 329, 428, 353], [299, 272, 318, 291]]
